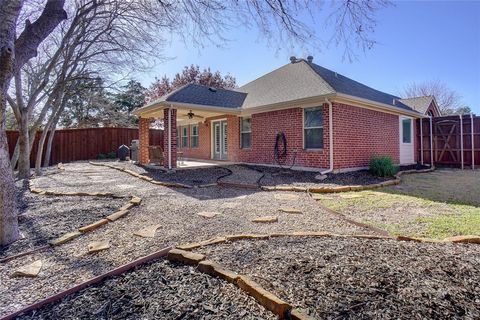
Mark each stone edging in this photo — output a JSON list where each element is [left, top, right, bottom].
[[175, 231, 480, 253], [0, 186, 143, 264], [89, 161, 193, 188], [167, 248, 312, 320], [0, 246, 172, 320], [261, 167, 436, 194]]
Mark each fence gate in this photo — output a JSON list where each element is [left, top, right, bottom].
[[418, 115, 479, 168]]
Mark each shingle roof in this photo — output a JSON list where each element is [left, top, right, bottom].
[[166, 83, 246, 109], [398, 96, 435, 114], [306, 62, 415, 112], [237, 61, 335, 109]]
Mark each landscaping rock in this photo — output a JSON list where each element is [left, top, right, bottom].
[[279, 207, 302, 214], [252, 216, 278, 223], [314, 174, 328, 181], [50, 230, 82, 246], [130, 196, 142, 205], [196, 211, 220, 218], [167, 248, 205, 265], [78, 219, 109, 233], [87, 241, 110, 253], [133, 224, 161, 238], [445, 235, 480, 244], [11, 260, 43, 278], [236, 275, 291, 317], [106, 209, 129, 222], [198, 260, 239, 283]]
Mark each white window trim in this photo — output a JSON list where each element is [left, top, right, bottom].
[[303, 106, 324, 150], [400, 116, 413, 145], [240, 117, 252, 149], [190, 124, 199, 148], [181, 126, 189, 148]]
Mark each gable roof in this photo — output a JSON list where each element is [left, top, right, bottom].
[[238, 61, 335, 109], [399, 95, 438, 115], [306, 62, 414, 112], [166, 83, 246, 108], [135, 59, 423, 117]]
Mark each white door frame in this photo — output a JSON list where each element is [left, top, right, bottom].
[[211, 119, 228, 160], [399, 116, 415, 164]]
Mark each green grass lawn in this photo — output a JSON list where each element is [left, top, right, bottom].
[[318, 169, 480, 239]]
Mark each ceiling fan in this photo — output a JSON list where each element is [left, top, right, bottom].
[[182, 110, 204, 120]]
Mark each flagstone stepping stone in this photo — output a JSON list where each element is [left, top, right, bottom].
[[235, 195, 247, 200], [197, 211, 220, 218], [252, 216, 278, 223], [106, 209, 129, 222], [11, 260, 43, 278], [133, 224, 161, 238], [130, 196, 142, 205], [279, 208, 302, 214], [88, 241, 110, 253], [274, 194, 299, 201]]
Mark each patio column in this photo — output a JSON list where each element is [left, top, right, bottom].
[[163, 108, 177, 169], [139, 117, 151, 164]]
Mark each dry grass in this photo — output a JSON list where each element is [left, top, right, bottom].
[[317, 169, 480, 239]]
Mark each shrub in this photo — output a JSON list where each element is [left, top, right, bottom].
[[106, 152, 117, 159], [97, 153, 106, 160], [369, 156, 398, 177]]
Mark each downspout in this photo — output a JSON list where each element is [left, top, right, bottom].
[[471, 113, 475, 170], [460, 114, 464, 170], [168, 107, 172, 170], [420, 118, 424, 165], [320, 98, 334, 174], [429, 116, 434, 168]]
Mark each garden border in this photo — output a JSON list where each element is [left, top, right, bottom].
[[89, 161, 193, 188]]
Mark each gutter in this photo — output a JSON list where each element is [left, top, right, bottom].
[[320, 98, 334, 174], [168, 107, 172, 170]]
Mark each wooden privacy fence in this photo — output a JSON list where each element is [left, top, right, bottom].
[[6, 127, 163, 167], [417, 115, 479, 168]]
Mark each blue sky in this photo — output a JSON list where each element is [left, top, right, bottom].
[[137, 0, 480, 113]]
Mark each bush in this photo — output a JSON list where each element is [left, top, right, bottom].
[[97, 153, 106, 160], [106, 152, 117, 159], [369, 156, 399, 177]]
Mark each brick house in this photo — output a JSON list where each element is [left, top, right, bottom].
[[133, 57, 431, 172]]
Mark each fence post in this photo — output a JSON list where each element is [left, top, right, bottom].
[[459, 115, 464, 170], [429, 116, 434, 167], [472, 113, 475, 170]]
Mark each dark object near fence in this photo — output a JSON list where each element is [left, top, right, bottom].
[[6, 127, 163, 167], [118, 145, 130, 161]]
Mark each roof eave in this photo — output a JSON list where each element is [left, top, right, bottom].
[[241, 93, 336, 115], [334, 93, 427, 118], [134, 100, 241, 117]]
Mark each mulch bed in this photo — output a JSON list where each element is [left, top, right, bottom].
[[196, 236, 480, 319], [17, 259, 276, 320], [246, 165, 391, 187], [0, 182, 125, 259]]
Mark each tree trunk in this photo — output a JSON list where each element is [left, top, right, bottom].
[[43, 124, 56, 168], [17, 111, 30, 178], [0, 0, 22, 245]]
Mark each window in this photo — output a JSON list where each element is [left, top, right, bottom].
[[181, 126, 188, 148], [190, 124, 199, 148], [304, 107, 323, 149], [402, 118, 412, 143], [240, 117, 251, 149]]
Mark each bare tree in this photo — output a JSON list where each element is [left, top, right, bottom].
[[402, 80, 464, 115], [0, 0, 66, 245]]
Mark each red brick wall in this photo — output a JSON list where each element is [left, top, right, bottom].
[[172, 103, 403, 170], [331, 103, 400, 169], [139, 117, 151, 164], [163, 108, 177, 168]]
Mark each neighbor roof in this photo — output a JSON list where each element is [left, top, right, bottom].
[[166, 83, 246, 108], [399, 96, 436, 114]]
